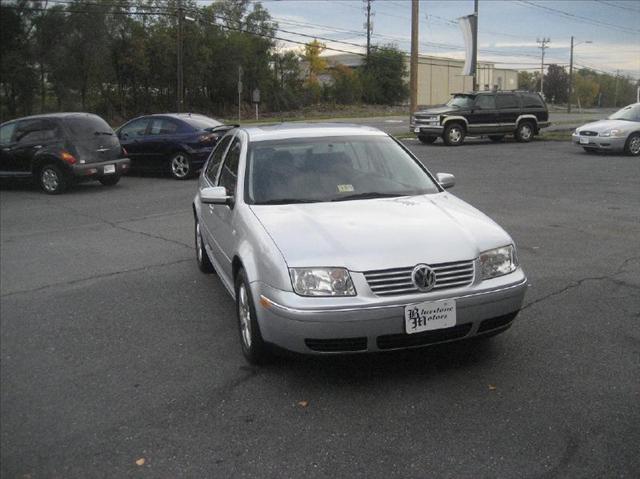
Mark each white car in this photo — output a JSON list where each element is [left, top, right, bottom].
[[572, 103, 640, 156]]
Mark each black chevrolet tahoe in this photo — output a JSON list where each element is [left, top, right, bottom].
[[411, 91, 550, 146], [0, 113, 130, 194]]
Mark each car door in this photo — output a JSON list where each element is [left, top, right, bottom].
[[145, 117, 183, 165], [203, 135, 242, 280], [496, 93, 521, 131], [117, 118, 151, 169], [10, 119, 61, 174], [0, 122, 19, 174], [469, 94, 498, 134]]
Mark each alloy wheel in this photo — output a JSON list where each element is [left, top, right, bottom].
[[629, 136, 640, 155], [171, 154, 190, 178], [519, 124, 532, 140], [449, 127, 462, 144], [238, 284, 252, 349], [41, 168, 59, 193]]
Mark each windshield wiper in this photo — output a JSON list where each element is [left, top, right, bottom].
[[257, 198, 320, 205], [331, 192, 404, 202], [94, 131, 114, 136]]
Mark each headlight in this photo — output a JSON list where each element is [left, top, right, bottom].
[[289, 267, 356, 296], [479, 245, 518, 280], [600, 129, 620, 137]]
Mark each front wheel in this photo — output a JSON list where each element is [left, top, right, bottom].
[[624, 133, 640, 156], [99, 174, 121, 186], [442, 123, 465, 146], [169, 152, 192, 180], [235, 269, 271, 365], [515, 122, 535, 142], [39, 163, 68, 194], [195, 219, 214, 274], [418, 135, 437, 144]]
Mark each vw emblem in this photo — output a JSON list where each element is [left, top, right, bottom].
[[412, 264, 436, 292]]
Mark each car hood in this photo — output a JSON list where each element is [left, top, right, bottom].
[[577, 119, 634, 132], [414, 105, 458, 117], [250, 193, 513, 271]]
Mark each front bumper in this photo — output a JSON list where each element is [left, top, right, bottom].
[[571, 133, 626, 151], [410, 122, 444, 136], [71, 158, 130, 178], [254, 269, 527, 354]]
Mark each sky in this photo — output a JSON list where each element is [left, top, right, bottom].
[[214, 0, 640, 79]]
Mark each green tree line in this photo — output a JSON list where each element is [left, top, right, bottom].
[[0, 0, 408, 123], [518, 66, 638, 108]]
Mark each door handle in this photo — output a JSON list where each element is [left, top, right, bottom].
[[33, 145, 43, 149], [2, 147, 11, 152]]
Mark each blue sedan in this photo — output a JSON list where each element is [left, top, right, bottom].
[[117, 113, 232, 179]]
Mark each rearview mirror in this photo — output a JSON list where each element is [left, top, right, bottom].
[[200, 186, 233, 206], [436, 172, 456, 189]]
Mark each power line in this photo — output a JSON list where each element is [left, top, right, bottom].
[[593, 0, 640, 14]]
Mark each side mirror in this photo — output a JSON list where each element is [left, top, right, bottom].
[[200, 186, 233, 206], [436, 172, 456, 189]]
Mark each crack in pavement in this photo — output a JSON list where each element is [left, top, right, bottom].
[[521, 256, 640, 312], [0, 258, 193, 298]]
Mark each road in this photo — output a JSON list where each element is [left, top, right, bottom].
[[1, 139, 639, 478]]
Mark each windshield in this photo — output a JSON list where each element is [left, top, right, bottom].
[[183, 116, 222, 130], [246, 135, 440, 205], [64, 115, 114, 138], [446, 95, 474, 108], [608, 104, 640, 121]]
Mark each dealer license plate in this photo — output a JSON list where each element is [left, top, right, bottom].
[[104, 164, 116, 174], [414, 127, 420, 133], [404, 299, 456, 334], [579, 137, 589, 145]]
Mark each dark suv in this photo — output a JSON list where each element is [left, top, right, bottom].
[[0, 113, 130, 194], [411, 91, 550, 146]]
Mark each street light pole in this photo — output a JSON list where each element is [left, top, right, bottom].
[[409, 0, 419, 115], [568, 36, 574, 113], [176, 0, 184, 113]]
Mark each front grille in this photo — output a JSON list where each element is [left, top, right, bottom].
[[580, 131, 598, 136], [363, 260, 475, 296], [377, 323, 472, 350], [477, 312, 518, 333], [305, 337, 367, 352]]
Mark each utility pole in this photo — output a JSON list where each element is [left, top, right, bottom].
[[472, 0, 479, 91], [537, 37, 550, 98], [614, 69, 620, 107], [410, 0, 419, 115], [176, 0, 184, 112], [364, 0, 373, 58], [568, 36, 574, 113]]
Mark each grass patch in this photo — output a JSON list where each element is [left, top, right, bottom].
[[538, 130, 573, 141]]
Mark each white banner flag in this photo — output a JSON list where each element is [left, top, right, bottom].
[[458, 14, 477, 76]]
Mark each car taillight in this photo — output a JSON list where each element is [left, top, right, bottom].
[[198, 133, 216, 144], [61, 151, 77, 165]]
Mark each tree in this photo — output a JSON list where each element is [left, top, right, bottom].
[[543, 64, 568, 104], [329, 64, 362, 105], [517, 70, 540, 92], [361, 45, 408, 105], [574, 72, 599, 108]]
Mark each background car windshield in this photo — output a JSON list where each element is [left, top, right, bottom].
[[447, 96, 474, 108], [608, 104, 640, 121], [183, 116, 222, 130], [246, 135, 440, 204]]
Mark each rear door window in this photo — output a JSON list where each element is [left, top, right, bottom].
[[475, 95, 496, 109], [496, 94, 520, 109], [148, 118, 181, 136], [14, 119, 61, 145], [0, 123, 17, 145]]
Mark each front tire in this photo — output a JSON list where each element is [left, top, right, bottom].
[[418, 135, 437, 144], [39, 163, 68, 194], [624, 133, 640, 156], [169, 152, 192, 180], [235, 269, 270, 365], [99, 175, 120, 186], [195, 219, 214, 274], [515, 121, 535, 142], [442, 123, 465, 146]]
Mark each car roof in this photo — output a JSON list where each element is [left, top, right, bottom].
[[1, 112, 102, 124], [144, 113, 219, 121], [241, 123, 387, 142]]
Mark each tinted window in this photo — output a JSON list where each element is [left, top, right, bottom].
[[246, 136, 440, 205], [218, 137, 241, 196], [14, 119, 61, 144], [148, 118, 180, 135], [120, 118, 149, 138], [0, 123, 17, 145], [475, 95, 496, 109], [64, 115, 114, 138], [205, 134, 233, 182], [496, 94, 520, 109], [446, 95, 474, 108], [521, 93, 544, 108]]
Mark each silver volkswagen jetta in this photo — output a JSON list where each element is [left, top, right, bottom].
[[193, 124, 527, 363]]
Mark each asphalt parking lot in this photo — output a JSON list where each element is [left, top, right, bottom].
[[1, 138, 639, 478]]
